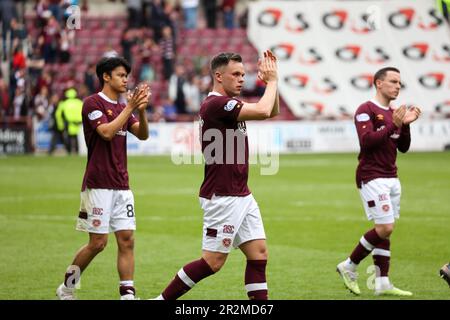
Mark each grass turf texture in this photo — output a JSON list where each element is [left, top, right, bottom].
[[0, 152, 449, 300]]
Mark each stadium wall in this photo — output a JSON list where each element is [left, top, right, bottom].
[[247, 0, 450, 120], [53, 120, 450, 156]]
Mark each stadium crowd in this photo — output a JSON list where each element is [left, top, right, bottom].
[[0, 0, 258, 130]]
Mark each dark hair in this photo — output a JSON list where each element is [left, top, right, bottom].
[[210, 52, 242, 73], [373, 67, 400, 86], [96, 56, 131, 88]]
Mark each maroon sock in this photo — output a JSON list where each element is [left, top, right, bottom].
[[349, 228, 384, 265], [373, 239, 390, 277], [162, 258, 215, 300], [119, 286, 135, 296], [245, 260, 268, 300]]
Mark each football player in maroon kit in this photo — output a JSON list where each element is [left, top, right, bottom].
[[56, 57, 150, 300], [337, 67, 421, 296], [153, 51, 279, 300]]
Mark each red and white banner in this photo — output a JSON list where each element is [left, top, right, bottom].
[[248, 0, 450, 120]]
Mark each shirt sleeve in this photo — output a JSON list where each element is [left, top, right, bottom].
[[82, 98, 108, 130], [208, 96, 243, 123], [354, 104, 396, 150]]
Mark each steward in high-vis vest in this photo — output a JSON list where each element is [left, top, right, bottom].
[[61, 88, 83, 154]]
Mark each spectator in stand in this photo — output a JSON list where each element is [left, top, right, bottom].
[[34, 86, 50, 121], [36, 0, 51, 28], [84, 62, 97, 95], [48, 0, 63, 23], [0, 0, 18, 61], [0, 79, 10, 118], [160, 26, 175, 80], [169, 64, 187, 114], [42, 15, 61, 63], [161, 96, 177, 122], [12, 82, 27, 118], [149, 0, 170, 43], [198, 63, 212, 101], [202, 0, 217, 29], [241, 62, 258, 97], [222, 0, 236, 29], [127, 0, 142, 29], [121, 28, 136, 65], [59, 29, 71, 63], [36, 70, 53, 95], [28, 46, 46, 94], [12, 45, 27, 71], [139, 38, 157, 83], [184, 74, 201, 114], [182, 0, 199, 30], [48, 93, 69, 155]]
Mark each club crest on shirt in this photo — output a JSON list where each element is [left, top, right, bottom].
[[92, 219, 101, 227], [224, 99, 238, 111], [222, 238, 232, 248], [356, 113, 370, 122], [88, 110, 103, 120], [382, 204, 390, 212]]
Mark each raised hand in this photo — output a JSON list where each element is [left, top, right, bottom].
[[126, 84, 149, 110], [403, 105, 421, 125], [257, 50, 278, 84], [136, 83, 151, 111], [392, 105, 406, 128]]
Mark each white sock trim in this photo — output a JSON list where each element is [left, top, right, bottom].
[[120, 280, 134, 287], [372, 248, 391, 257], [360, 236, 375, 251], [177, 268, 195, 288], [245, 283, 268, 292]]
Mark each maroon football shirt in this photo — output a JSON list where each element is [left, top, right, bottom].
[[354, 100, 411, 188], [199, 92, 251, 199], [81, 92, 138, 191]]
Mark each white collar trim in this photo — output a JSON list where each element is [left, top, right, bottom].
[[370, 99, 389, 110], [98, 92, 118, 104], [208, 91, 223, 97]]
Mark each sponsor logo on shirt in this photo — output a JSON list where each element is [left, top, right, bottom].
[[116, 130, 127, 136], [224, 99, 238, 111], [237, 122, 247, 135], [356, 113, 370, 122], [92, 207, 103, 215], [88, 110, 103, 120], [390, 133, 400, 139], [378, 194, 388, 201], [223, 225, 235, 235]]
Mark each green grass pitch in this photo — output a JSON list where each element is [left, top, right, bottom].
[[0, 152, 449, 300]]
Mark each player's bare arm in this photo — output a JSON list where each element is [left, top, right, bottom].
[[130, 83, 151, 140], [238, 50, 278, 121], [96, 86, 148, 141]]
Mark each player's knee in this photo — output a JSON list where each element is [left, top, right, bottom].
[[89, 239, 108, 253], [118, 237, 134, 251], [204, 255, 227, 273], [209, 259, 225, 273], [376, 224, 394, 238]]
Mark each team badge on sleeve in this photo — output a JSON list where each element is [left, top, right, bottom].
[[224, 99, 238, 111], [88, 110, 103, 120], [356, 113, 370, 122]]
